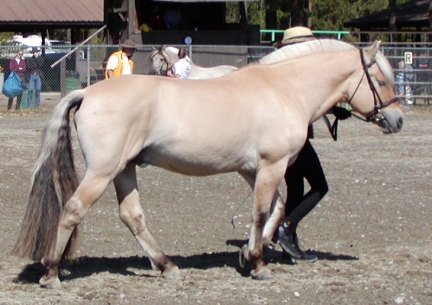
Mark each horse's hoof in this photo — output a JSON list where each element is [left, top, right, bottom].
[[251, 267, 275, 280], [162, 265, 182, 281], [39, 275, 62, 289], [239, 244, 249, 269]]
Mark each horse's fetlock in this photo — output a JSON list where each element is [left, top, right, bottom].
[[41, 256, 57, 267], [248, 248, 262, 262]]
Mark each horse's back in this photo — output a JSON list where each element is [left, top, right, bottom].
[[188, 64, 237, 79]]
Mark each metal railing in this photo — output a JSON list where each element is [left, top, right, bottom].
[[260, 29, 351, 44]]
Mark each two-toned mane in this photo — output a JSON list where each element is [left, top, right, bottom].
[[260, 39, 395, 85]]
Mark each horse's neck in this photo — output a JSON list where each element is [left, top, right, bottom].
[[272, 51, 361, 122]]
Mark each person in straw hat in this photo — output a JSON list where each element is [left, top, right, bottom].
[[273, 26, 315, 48], [271, 27, 351, 263], [104, 38, 136, 79]]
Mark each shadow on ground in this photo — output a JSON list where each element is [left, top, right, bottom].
[[14, 239, 359, 284]]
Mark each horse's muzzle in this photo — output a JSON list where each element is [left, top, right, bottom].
[[379, 112, 404, 134]]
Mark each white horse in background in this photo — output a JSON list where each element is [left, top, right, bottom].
[[149, 46, 238, 79]]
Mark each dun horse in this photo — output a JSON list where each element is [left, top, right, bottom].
[[13, 40, 404, 288], [149, 46, 237, 79]]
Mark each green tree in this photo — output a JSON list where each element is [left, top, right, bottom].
[[291, 0, 308, 26], [254, 0, 413, 31], [0, 32, 13, 43], [310, 0, 389, 30]]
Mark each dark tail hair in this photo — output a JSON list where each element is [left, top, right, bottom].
[[12, 89, 86, 261]]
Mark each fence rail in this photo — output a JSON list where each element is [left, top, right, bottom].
[[260, 29, 351, 44], [0, 42, 430, 107]]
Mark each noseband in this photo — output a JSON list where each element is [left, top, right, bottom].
[[347, 49, 399, 123]]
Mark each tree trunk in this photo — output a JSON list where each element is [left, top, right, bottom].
[[265, 0, 278, 29], [429, 0, 432, 42], [389, 0, 396, 42], [291, 0, 307, 26]]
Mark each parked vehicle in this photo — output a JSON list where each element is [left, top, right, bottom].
[[0, 35, 68, 59]]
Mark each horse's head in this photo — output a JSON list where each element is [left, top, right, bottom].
[[148, 46, 178, 75], [348, 41, 404, 134]]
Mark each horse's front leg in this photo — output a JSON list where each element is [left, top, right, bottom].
[[240, 162, 286, 280], [113, 163, 180, 280], [262, 191, 285, 247]]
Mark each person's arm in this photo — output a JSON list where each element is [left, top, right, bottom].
[[105, 54, 118, 78], [9, 59, 18, 71], [166, 64, 180, 78], [106, 70, 114, 78]]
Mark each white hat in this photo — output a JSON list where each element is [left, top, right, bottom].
[[274, 26, 315, 48]]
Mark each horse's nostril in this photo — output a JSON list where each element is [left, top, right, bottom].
[[398, 117, 404, 128]]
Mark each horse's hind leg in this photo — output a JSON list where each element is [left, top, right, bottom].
[[113, 163, 180, 280], [40, 173, 111, 289]]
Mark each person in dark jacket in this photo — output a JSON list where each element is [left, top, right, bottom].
[[272, 27, 351, 263], [26, 47, 44, 108], [7, 50, 26, 110]]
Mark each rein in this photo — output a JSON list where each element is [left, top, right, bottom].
[[322, 115, 339, 141]]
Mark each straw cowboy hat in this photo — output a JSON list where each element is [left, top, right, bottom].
[[121, 39, 136, 49], [274, 26, 315, 48]]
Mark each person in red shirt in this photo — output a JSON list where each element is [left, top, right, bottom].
[[7, 50, 26, 110]]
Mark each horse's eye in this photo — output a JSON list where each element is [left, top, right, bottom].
[[377, 79, 386, 86]]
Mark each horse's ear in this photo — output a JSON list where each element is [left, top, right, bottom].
[[363, 40, 381, 64]]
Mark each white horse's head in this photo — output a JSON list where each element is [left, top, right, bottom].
[[149, 46, 174, 75], [149, 46, 193, 75]]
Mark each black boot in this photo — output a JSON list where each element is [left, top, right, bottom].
[[276, 223, 302, 259], [292, 234, 318, 263], [277, 223, 317, 263]]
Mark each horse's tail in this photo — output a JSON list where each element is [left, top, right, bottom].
[[12, 89, 86, 261]]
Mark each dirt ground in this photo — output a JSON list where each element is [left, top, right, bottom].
[[0, 93, 431, 305]]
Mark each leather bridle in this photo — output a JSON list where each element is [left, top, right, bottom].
[[348, 49, 399, 123], [325, 48, 399, 140]]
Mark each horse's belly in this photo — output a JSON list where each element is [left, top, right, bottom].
[[133, 146, 254, 176]]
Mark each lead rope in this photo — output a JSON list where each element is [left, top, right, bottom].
[[230, 189, 252, 229], [322, 115, 339, 141]]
